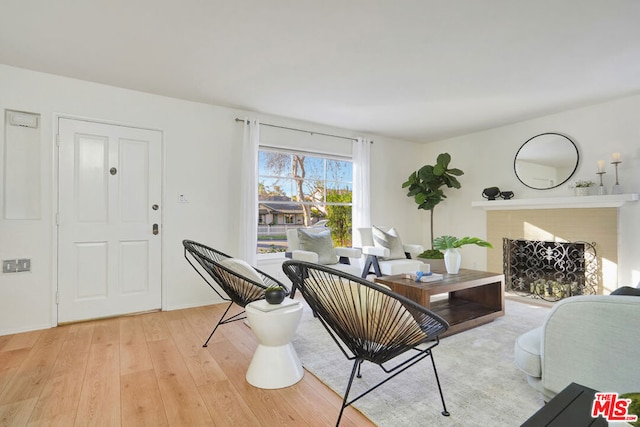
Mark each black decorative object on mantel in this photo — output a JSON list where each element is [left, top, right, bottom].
[[500, 191, 514, 200], [482, 187, 501, 200]]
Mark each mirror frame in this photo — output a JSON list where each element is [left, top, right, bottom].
[[514, 133, 579, 190]]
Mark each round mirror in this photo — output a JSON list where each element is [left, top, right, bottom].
[[514, 133, 579, 189]]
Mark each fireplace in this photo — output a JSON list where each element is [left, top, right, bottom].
[[503, 238, 598, 301]]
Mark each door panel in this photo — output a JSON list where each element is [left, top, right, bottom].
[[76, 242, 108, 299], [119, 139, 149, 223], [76, 134, 109, 222], [120, 240, 149, 294], [58, 118, 162, 323]]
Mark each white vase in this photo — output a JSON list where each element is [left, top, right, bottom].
[[444, 248, 461, 274]]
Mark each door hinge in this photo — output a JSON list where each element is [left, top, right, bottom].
[[56, 134, 60, 146], [56, 290, 60, 304], [56, 212, 60, 225]]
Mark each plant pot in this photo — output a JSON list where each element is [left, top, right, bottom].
[[417, 257, 446, 274], [574, 187, 591, 196], [265, 288, 286, 304], [444, 248, 461, 274]]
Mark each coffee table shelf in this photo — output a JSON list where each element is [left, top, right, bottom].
[[374, 269, 505, 337]]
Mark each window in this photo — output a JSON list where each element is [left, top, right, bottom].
[[257, 148, 352, 254]]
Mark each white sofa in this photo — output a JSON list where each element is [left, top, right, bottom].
[[285, 228, 362, 277], [514, 294, 640, 401], [356, 227, 423, 278]]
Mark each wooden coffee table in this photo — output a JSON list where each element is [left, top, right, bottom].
[[374, 269, 505, 337]]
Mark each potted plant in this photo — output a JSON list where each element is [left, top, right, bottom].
[[416, 249, 446, 273], [432, 235, 493, 274], [402, 153, 464, 250], [571, 179, 595, 196], [264, 285, 286, 304]]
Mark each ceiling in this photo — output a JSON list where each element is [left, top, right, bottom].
[[1, 0, 640, 142]]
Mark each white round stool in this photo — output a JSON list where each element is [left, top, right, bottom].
[[245, 299, 304, 389]]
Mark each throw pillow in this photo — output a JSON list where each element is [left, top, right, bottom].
[[372, 226, 406, 260], [297, 228, 338, 265], [219, 257, 264, 285]]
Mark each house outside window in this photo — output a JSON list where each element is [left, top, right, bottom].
[[257, 148, 352, 254]]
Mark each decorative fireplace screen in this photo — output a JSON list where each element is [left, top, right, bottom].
[[503, 238, 598, 301]]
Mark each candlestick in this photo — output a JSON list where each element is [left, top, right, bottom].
[[596, 171, 606, 195], [611, 160, 622, 194]]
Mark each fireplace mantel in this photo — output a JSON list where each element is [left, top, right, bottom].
[[472, 193, 638, 210]]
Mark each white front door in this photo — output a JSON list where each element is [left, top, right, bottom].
[[57, 118, 162, 323]]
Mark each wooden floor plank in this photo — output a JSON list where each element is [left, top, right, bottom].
[[0, 398, 37, 427], [165, 317, 227, 387], [0, 349, 30, 397], [120, 369, 169, 427], [147, 339, 214, 426], [0, 331, 42, 353], [198, 380, 261, 427], [119, 317, 153, 376], [74, 342, 120, 426], [0, 335, 13, 352], [140, 311, 172, 342], [26, 323, 94, 426], [0, 327, 68, 405]]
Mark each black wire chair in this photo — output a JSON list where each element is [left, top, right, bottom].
[[282, 260, 450, 426], [183, 240, 289, 347]]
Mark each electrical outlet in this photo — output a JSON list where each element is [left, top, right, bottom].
[[3, 259, 31, 273]]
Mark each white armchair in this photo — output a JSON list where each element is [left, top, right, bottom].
[[356, 226, 423, 278], [514, 294, 640, 401], [286, 228, 362, 278]]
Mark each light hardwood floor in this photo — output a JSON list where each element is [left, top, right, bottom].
[[0, 302, 374, 426]]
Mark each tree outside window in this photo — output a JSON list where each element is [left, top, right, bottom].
[[257, 149, 352, 253]]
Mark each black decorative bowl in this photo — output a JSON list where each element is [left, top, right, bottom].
[[265, 288, 286, 304]]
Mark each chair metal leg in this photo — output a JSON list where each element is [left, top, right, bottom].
[[203, 301, 233, 347], [336, 358, 363, 426], [430, 353, 450, 416]]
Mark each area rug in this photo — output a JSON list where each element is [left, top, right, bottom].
[[292, 298, 550, 426]]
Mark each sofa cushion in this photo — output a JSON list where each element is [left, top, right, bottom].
[[219, 257, 263, 282], [372, 226, 405, 260], [514, 326, 542, 378], [297, 228, 338, 265]]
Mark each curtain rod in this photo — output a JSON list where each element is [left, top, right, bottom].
[[234, 117, 372, 143]]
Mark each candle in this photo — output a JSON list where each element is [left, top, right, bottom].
[[612, 152, 621, 162], [597, 160, 605, 172]]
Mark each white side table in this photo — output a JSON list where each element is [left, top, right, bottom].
[[245, 299, 304, 389]]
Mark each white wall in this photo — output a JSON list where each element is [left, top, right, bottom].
[[420, 94, 640, 285], [0, 64, 424, 335]]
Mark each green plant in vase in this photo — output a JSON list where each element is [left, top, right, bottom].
[[432, 235, 492, 274]]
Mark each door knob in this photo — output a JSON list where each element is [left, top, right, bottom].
[[152, 204, 159, 210], [153, 224, 159, 235]]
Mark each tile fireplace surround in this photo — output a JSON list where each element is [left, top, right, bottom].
[[476, 194, 639, 294]]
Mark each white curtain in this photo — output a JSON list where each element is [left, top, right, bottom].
[[352, 137, 371, 246], [239, 118, 260, 265]]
